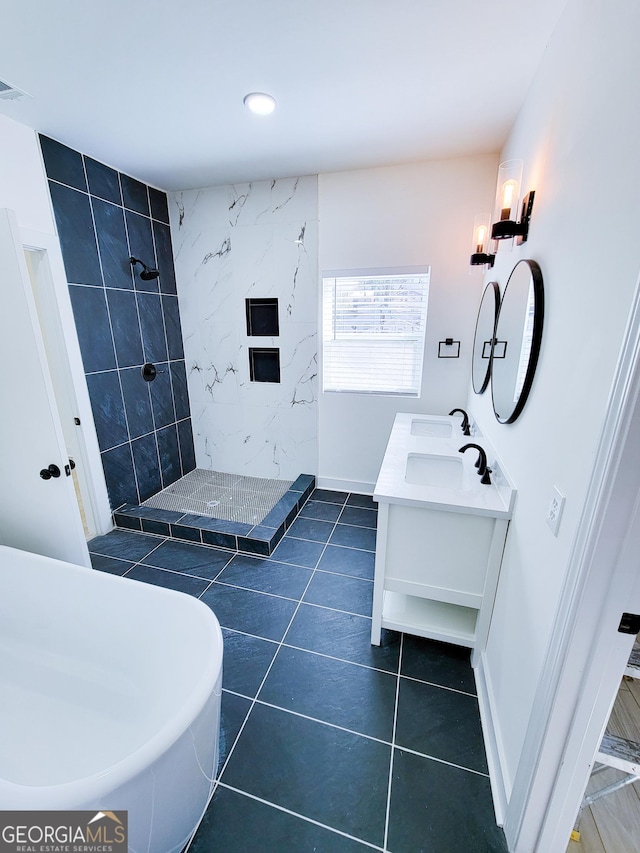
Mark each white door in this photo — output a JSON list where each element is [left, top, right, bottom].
[[0, 208, 90, 566]]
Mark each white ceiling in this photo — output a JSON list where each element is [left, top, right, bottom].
[[0, 1, 566, 192]]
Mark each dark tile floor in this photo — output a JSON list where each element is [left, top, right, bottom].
[[88, 489, 507, 853]]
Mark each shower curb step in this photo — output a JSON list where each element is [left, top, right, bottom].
[[113, 474, 316, 556]]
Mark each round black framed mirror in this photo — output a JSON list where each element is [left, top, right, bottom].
[[491, 259, 544, 424], [472, 281, 500, 394]]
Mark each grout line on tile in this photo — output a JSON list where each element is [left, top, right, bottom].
[[89, 539, 163, 556], [281, 641, 399, 678], [206, 579, 303, 603], [383, 633, 403, 851], [325, 540, 376, 552], [222, 687, 255, 702], [221, 682, 486, 781], [214, 617, 475, 695], [292, 598, 377, 621], [89, 537, 169, 565], [122, 561, 209, 581], [139, 553, 234, 583], [212, 625, 280, 646], [241, 552, 322, 572], [216, 784, 384, 851], [309, 496, 349, 507], [284, 534, 334, 546], [298, 600, 372, 620], [204, 596, 377, 638], [125, 566, 217, 599], [250, 697, 394, 746], [89, 554, 136, 567], [398, 671, 477, 698], [215, 624, 399, 680], [310, 566, 374, 582], [323, 540, 376, 552], [392, 743, 490, 778], [283, 532, 376, 551], [98, 534, 235, 585], [335, 516, 378, 525], [313, 567, 373, 583]]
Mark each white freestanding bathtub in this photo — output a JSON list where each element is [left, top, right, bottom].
[[0, 544, 223, 853]]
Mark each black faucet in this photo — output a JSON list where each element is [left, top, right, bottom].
[[449, 408, 471, 436], [458, 443, 492, 484]]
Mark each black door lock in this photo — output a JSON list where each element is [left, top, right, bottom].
[[618, 613, 640, 635], [39, 464, 61, 480]]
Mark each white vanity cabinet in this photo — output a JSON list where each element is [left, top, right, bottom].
[[371, 413, 515, 666]]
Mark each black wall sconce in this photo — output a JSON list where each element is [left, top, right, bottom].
[[130, 256, 159, 281], [490, 159, 535, 245], [469, 213, 495, 268]]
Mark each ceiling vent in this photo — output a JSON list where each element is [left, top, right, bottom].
[[0, 79, 30, 101]]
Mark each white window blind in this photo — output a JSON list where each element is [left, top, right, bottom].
[[322, 269, 430, 396]]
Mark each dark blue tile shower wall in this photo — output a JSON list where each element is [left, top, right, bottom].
[[40, 134, 195, 510]]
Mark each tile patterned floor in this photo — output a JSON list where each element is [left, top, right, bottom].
[[114, 474, 315, 556], [141, 468, 294, 524], [88, 489, 508, 853]]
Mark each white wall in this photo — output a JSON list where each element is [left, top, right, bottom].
[[169, 177, 318, 480], [0, 113, 56, 234], [318, 154, 498, 491], [470, 0, 640, 800]]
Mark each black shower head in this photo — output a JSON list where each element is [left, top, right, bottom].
[[129, 256, 160, 281]]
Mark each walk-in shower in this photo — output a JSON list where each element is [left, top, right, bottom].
[[143, 469, 294, 526], [114, 471, 316, 556]]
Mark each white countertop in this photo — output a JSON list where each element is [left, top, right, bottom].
[[373, 413, 516, 519]]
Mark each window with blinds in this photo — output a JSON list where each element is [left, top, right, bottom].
[[322, 269, 430, 396]]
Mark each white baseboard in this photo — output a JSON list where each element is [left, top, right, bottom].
[[316, 476, 376, 495], [475, 651, 511, 827]]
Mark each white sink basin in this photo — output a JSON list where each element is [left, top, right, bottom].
[[410, 418, 453, 438], [405, 453, 467, 489], [375, 413, 515, 517]]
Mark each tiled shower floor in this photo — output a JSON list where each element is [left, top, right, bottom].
[[88, 488, 507, 853], [141, 468, 295, 525], [114, 473, 315, 556]]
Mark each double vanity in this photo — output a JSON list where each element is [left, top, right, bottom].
[[372, 412, 515, 665]]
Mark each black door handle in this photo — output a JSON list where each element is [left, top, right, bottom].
[[40, 464, 61, 480]]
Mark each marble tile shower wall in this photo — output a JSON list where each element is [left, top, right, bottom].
[[169, 176, 318, 481], [40, 135, 196, 510]]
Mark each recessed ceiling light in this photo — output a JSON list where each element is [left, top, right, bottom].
[[243, 92, 277, 115]]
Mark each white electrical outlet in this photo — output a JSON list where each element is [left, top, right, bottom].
[[546, 487, 565, 536]]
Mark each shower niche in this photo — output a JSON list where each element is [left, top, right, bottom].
[[246, 297, 279, 336], [249, 347, 281, 383], [246, 297, 281, 383]]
